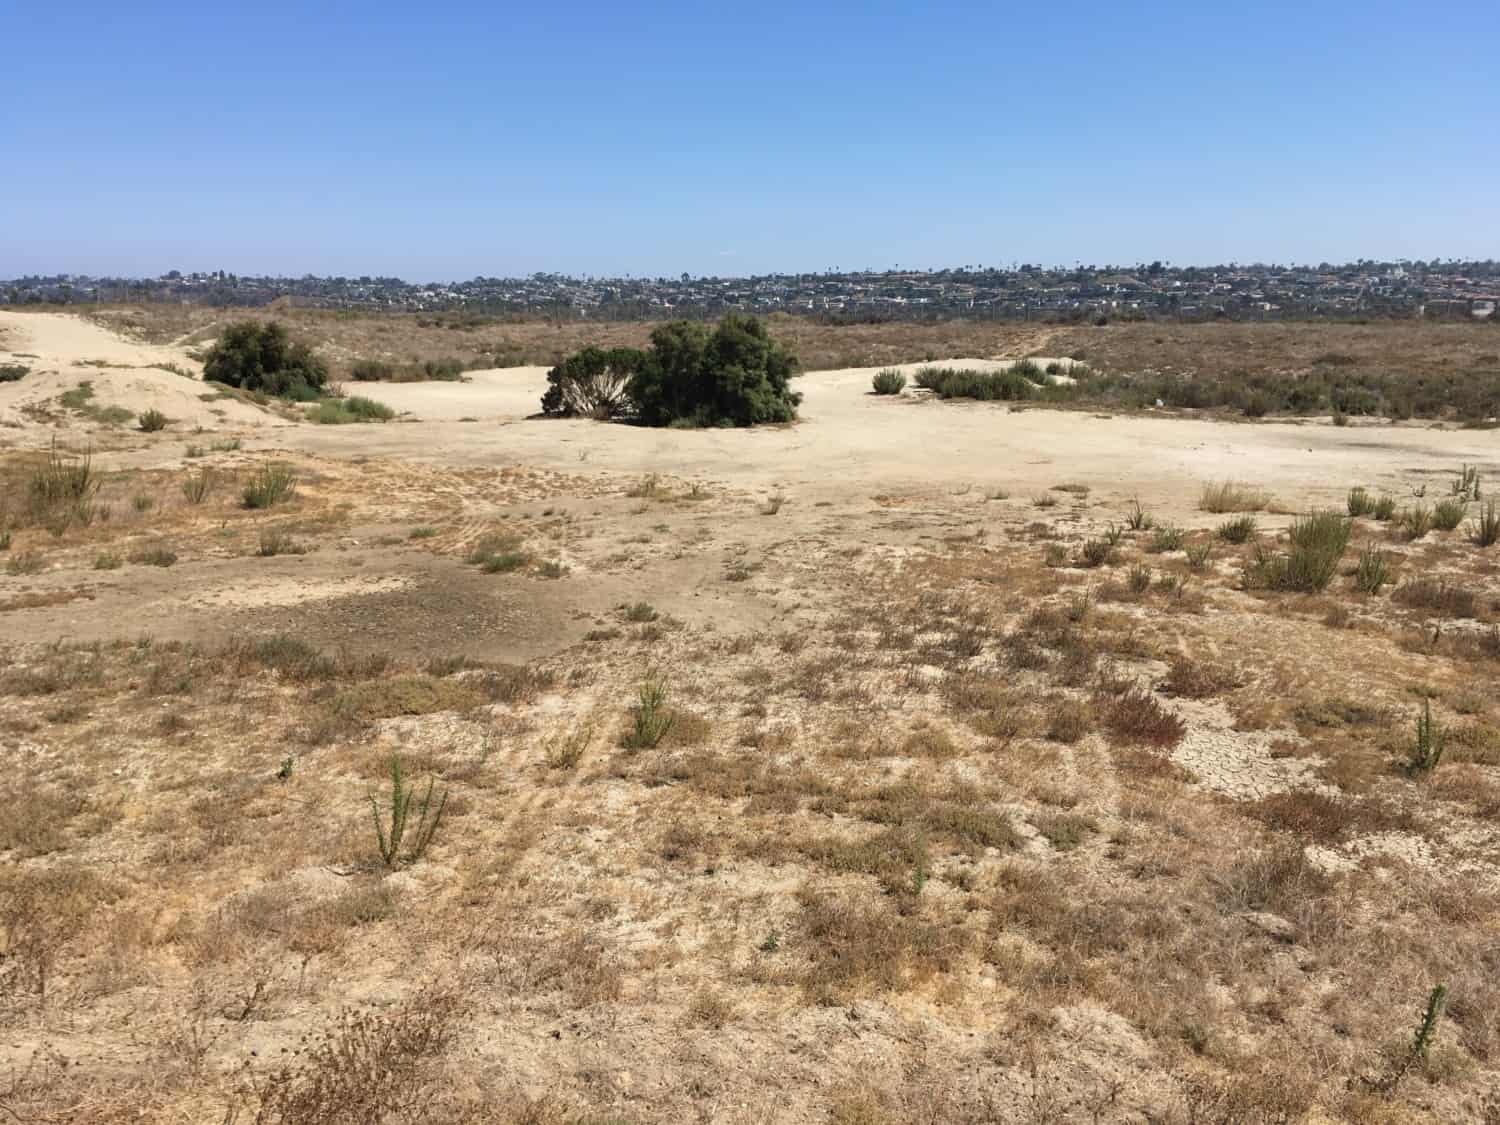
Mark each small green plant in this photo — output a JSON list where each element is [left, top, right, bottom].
[[305, 395, 396, 424], [1371, 494, 1397, 521], [1124, 500, 1154, 531], [408, 526, 438, 540], [1243, 510, 1350, 593], [181, 467, 214, 505], [0, 530, 10, 551], [1469, 500, 1500, 547], [1127, 563, 1152, 593], [1185, 542, 1213, 571], [1432, 498, 1466, 532], [1354, 546, 1390, 594], [276, 756, 295, 781], [1216, 515, 1257, 544], [1103, 523, 1124, 547], [184, 443, 205, 458], [93, 551, 121, 570], [538, 559, 566, 578], [241, 463, 298, 509], [1347, 487, 1373, 517], [132, 493, 155, 513], [1032, 493, 1058, 508], [624, 600, 658, 623], [370, 756, 448, 868], [1148, 524, 1183, 552], [1451, 464, 1481, 501], [1402, 503, 1433, 541], [1404, 700, 1445, 777], [209, 437, 241, 453], [758, 931, 780, 953], [871, 369, 906, 395], [1078, 539, 1113, 568], [137, 408, 169, 433], [622, 670, 675, 750], [1372, 984, 1448, 1094], [1043, 542, 1067, 567]]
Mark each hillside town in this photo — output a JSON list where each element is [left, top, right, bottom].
[[5, 261, 1497, 322]]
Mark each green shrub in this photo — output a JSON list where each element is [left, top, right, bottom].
[[1347, 487, 1373, 517], [370, 756, 447, 868], [1244, 511, 1350, 592], [202, 321, 329, 400], [0, 364, 29, 382], [1148, 524, 1183, 552], [466, 532, 527, 573], [539, 346, 641, 418], [1402, 504, 1433, 541], [181, 467, 214, 505], [914, 366, 1035, 402], [1432, 498, 1466, 531], [871, 369, 907, 395], [1125, 500, 1154, 531], [348, 359, 394, 381], [622, 671, 676, 749], [1216, 515, 1258, 543], [25, 441, 100, 529], [1371, 494, 1397, 521], [137, 408, 169, 433], [1078, 539, 1113, 568], [1186, 542, 1213, 570], [544, 314, 800, 427], [1354, 546, 1390, 594], [1404, 701, 1445, 777], [241, 463, 298, 509], [305, 395, 395, 425], [1470, 500, 1500, 547]]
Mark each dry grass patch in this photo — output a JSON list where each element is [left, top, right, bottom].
[[330, 676, 485, 720], [1199, 480, 1271, 513]]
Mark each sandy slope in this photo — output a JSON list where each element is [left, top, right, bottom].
[[0, 310, 275, 431]]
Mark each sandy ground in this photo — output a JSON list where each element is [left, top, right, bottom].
[[3, 311, 1500, 1122], [0, 309, 275, 430]]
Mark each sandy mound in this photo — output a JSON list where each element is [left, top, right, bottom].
[[0, 310, 279, 433]]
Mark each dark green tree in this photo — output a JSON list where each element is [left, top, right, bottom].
[[202, 321, 329, 400]]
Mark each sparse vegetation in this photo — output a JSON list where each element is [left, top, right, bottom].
[[871, 369, 906, 395], [181, 467, 214, 504], [306, 395, 396, 424], [1243, 510, 1350, 593], [1405, 701, 1446, 777], [1470, 500, 1500, 547], [241, 463, 298, 509], [1433, 497, 1467, 531], [622, 670, 675, 749], [1354, 545, 1390, 594], [1216, 514, 1258, 543]]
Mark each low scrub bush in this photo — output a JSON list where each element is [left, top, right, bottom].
[[1354, 546, 1390, 594], [1148, 524, 1183, 552], [1199, 480, 1270, 513], [1404, 701, 1445, 777], [622, 670, 675, 749], [370, 756, 447, 867], [181, 467, 214, 504], [1244, 511, 1350, 592], [914, 365, 1036, 402], [1078, 539, 1113, 568], [242, 463, 297, 509], [1103, 686, 1186, 747], [1402, 503, 1434, 540], [1392, 578, 1477, 618], [1371, 494, 1397, 521], [1216, 514, 1258, 543], [1432, 498, 1467, 531], [306, 395, 395, 424], [871, 369, 906, 395], [203, 321, 329, 400], [1347, 487, 1373, 517], [542, 314, 800, 427], [1470, 500, 1500, 547], [137, 408, 169, 432]]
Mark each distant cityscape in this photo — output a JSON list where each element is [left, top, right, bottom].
[[5, 261, 1498, 322]]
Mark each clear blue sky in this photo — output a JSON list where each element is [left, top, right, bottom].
[[3, 1, 1495, 280]]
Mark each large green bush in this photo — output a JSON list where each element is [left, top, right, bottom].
[[540, 314, 800, 427], [203, 321, 329, 400]]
